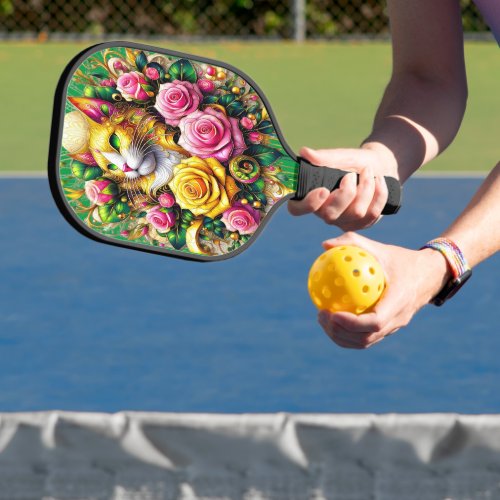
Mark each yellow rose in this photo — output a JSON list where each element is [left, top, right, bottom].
[[169, 156, 239, 218]]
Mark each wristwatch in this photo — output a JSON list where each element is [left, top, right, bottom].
[[421, 238, 472, 306]]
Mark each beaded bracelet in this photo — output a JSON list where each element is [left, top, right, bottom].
[[420, 237, 472, 306]]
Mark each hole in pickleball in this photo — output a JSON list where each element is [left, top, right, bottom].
[[362, 285, 369, 293], [334, 277, 344, 286], [378, 284, 382, 291], [344, 256, 352, 262], [352, 269, 360, 277], [356, 306, 365, 314], [322, 286, 332, 299], [342, 295, 351, 304], [333, 303, 341, 311], [327, 264, 335, 272], [313, 294, 322, 307], [369, 267, 375, 275], [359, 252, 366, 257], [313, 271, 321, 282]]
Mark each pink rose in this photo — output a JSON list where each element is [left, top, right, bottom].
[[197, 79, 216, 93], [221, 202, 261, 235], [248, 131, 262, 144], [116, 72, 150, 101], [154, 80, 203, 127], [100, 79, 116, 87], [240, 117, 253, 130], [85, 179, 118, 206], [158, 192, 175, 208], [144, 66, 160, 80], [146, 207, 176, 232], [107, 57, 130, 77], [178, 108, 246, 163]]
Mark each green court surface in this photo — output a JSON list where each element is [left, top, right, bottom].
[[1, 41, 497, 173]]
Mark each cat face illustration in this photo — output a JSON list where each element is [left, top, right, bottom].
[[62, 97, 187, 197]]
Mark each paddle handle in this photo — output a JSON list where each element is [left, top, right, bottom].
[[293, 157, 402, 215]]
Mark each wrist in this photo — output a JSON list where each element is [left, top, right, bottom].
[[417, 248, 453, 303], [361, 141, 399, 178]]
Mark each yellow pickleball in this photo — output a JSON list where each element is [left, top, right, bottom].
[[308, 245, 385, 314]]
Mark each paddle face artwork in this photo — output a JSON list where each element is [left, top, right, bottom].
[[54, 44, 298, 260]]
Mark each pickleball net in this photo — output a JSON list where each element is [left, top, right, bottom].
[[1, 412, 500, 499]]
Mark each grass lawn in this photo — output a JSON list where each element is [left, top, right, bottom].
[[0, 41, 497, 172]]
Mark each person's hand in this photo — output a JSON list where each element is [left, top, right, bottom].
[[288, 145, 398, 231], [317, 232, 451, 349]]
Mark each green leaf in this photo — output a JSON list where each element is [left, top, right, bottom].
[[114, 201, 129, 214], [168, 58, 197, 83], [244, 145, 282, 166], [247, 103, 260, 114], [203, 95, 219, 105], [214, 228, 224, 239], [255, 192, 268, 206], [203, 216, 214, 232], [226, 100, 245, 118], [83, 85, 97, 98], [249, 177, 266, 192], [255, 120, 274, 135], [181, 209, 195, 222], [95, 86, 120, 102], [100, 103, 111, 117], [101, 182, 119, 197], [135, 51, 148, 72], [71, 161, 102, 181], [167, 225, 187, 250], [98, 200, 130, 223], [97, 204, 117, 223], [218, 94, 236, 107]]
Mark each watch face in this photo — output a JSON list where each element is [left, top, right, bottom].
[[432, 269, 472, 306]]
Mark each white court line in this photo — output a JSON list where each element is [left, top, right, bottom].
[[414, 170, 487, 178], [0, 171, 48, 178], [0, 170, 489, 179]]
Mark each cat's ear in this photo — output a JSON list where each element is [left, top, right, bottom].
[[68, 97, 116, 124]]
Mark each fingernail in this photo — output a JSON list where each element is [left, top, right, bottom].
[[319, 188, 329, 201]]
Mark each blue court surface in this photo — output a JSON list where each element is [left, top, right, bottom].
[[0, 176, 498, 413]]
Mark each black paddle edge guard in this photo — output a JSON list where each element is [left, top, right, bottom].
[[48, 41, 295, 263], [293, 157, 402, 215]]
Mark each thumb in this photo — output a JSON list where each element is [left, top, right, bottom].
[[299, 147, 365, 170], [322, 231, 367, 250]]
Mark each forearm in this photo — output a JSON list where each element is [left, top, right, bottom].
[[360, 0, 467, 183], [419, 162, 500, 302], [362, 73, 467, 182], [441, 162, 500, 267]]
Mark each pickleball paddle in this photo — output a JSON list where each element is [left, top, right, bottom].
[[49, 41, 401, 262]]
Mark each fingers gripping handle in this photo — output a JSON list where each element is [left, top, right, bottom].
[[293, 157, 402, 215]]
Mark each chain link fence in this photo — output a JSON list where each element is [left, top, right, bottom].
[[0, 0, 491, 40]]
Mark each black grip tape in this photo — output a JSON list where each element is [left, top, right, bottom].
[[292, 157, 402, 215]]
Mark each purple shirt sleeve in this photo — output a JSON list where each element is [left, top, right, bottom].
[[473, 0, 500, 45]]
